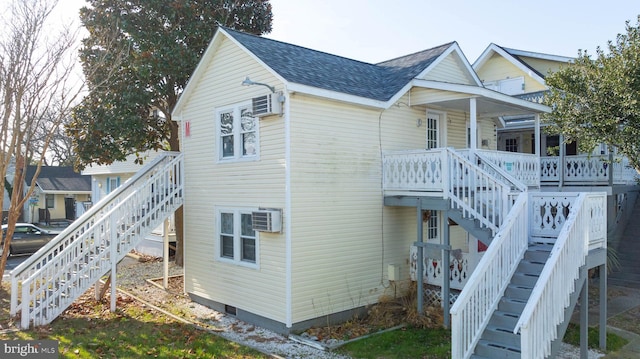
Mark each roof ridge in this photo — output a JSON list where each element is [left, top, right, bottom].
[[376, 41, 456, 66], [221, 26, 380, 68]]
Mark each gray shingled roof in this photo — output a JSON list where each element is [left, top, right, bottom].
[[499, 45, 546, 79], [25, 166, 91, 192], [224, 27, 455, 101]]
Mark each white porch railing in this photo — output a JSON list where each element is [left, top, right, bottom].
[[10, 152, 184, 328], [382, 149, 445, 193], [541, 155, 638, 185], [382, 148, 514, 237], [474, 149, 540, 188], [515, 192, 607, 359], [410, 246, 474, 290], [450, 193, 529, 359]]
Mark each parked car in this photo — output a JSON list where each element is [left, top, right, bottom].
[[0, 223, 60, 257]]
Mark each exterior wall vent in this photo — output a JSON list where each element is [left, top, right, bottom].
[[251, 93, 282, 117], [251, 209, 282, 233]]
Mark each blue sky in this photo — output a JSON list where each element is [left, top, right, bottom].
[[60, 0, 640, 63]]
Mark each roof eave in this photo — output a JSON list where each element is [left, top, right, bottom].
[[412, 79, 551, 114]]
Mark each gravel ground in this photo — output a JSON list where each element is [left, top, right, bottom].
[[114, 255, 604, 359], [115, 256, 349, 359]]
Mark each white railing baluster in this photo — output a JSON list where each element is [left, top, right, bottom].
[[10, 152, 184, 328], [450, 193, 529, 359], [515, 192, 607, 359]]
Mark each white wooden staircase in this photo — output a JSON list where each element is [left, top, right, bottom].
[[383, 149, 607, 359], [10, 152, 184, 329], [450, 185, 607, 359]]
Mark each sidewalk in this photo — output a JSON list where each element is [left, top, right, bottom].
[[576, 283, 640, 358]]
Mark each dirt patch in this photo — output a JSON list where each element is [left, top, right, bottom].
[[302, 284, 445, 343]]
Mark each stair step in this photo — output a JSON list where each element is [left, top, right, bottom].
[[475, 339, 521, 359], [488, 310, 520, 331], [524, 249, 550, 263], [498, 297, 527, 315], [481, 325, 521, 348], [505, 284, 533, 300], [516, 260, 545, 274], [510, 272, 539, 287]]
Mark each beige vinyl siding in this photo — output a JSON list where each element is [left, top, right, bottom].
[[423, 53, 476, 85], [380, 94, 429, 150], [180, 35, 287, 323], [479, 120, 498, 150], [476, 53, 546, 93], [288, 94, 385, 323], [410, 88, 471, 105], [518, 56, 568, 77], [443, 111, 468, 148]]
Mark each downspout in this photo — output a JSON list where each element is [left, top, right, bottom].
[[176, 112, 188, 293], [284, 88, 293, 329]]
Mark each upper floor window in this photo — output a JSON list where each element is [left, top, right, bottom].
[[217, 102, 259, 161]]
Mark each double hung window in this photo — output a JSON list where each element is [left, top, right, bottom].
[[217, 208, 258, 267], [217, 102, 258, 161]]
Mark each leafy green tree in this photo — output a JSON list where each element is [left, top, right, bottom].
[[544, 15, 640, 170], [71, 0, 273, 165], [71, 0, 272, 265]]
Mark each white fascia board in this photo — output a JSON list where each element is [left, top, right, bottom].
[[41, 190, 91, 195], [285, 83, 389, 109], [412, 79, 551, 113], [473, 44, 546, 86], [502, 47, 574, 63], [172, 28, 289, 119], [415, 43, 482, 87], [472, 43, 499, 69]]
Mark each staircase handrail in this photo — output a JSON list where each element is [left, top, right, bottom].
[[471, 151, 528, 193], [446, 148, 512, 236], [11, 151, 181, 278], [11, 152, 183, 320], [450, 192, 529, 359], [514, 192, 607, 359]]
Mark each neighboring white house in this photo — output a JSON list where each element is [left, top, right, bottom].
[[171, 27, 572, 337], [82, 151, 175, 256]]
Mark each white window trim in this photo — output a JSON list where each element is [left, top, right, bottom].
[[215, 206, 260, 269], [215, 101, 260, 163]]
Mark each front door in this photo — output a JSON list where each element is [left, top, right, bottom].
[[426, 112, 440, 149]]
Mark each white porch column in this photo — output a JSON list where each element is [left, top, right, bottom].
[[535, 114, 541, 156], [470, 98, 477, 150]]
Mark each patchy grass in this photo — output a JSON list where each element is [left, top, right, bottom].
[[0, 283, 267, 358], [337, 325, 451, 359], [563, 323, 628, 352]]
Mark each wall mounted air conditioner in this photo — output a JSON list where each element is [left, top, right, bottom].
[[251, 93, 282, 117], [251, 209, 282, 233]]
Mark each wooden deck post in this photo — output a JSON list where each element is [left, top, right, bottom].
[[416, 198, 424, 315]]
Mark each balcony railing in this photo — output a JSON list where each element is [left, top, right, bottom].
[[541, 155, 638, 185]]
